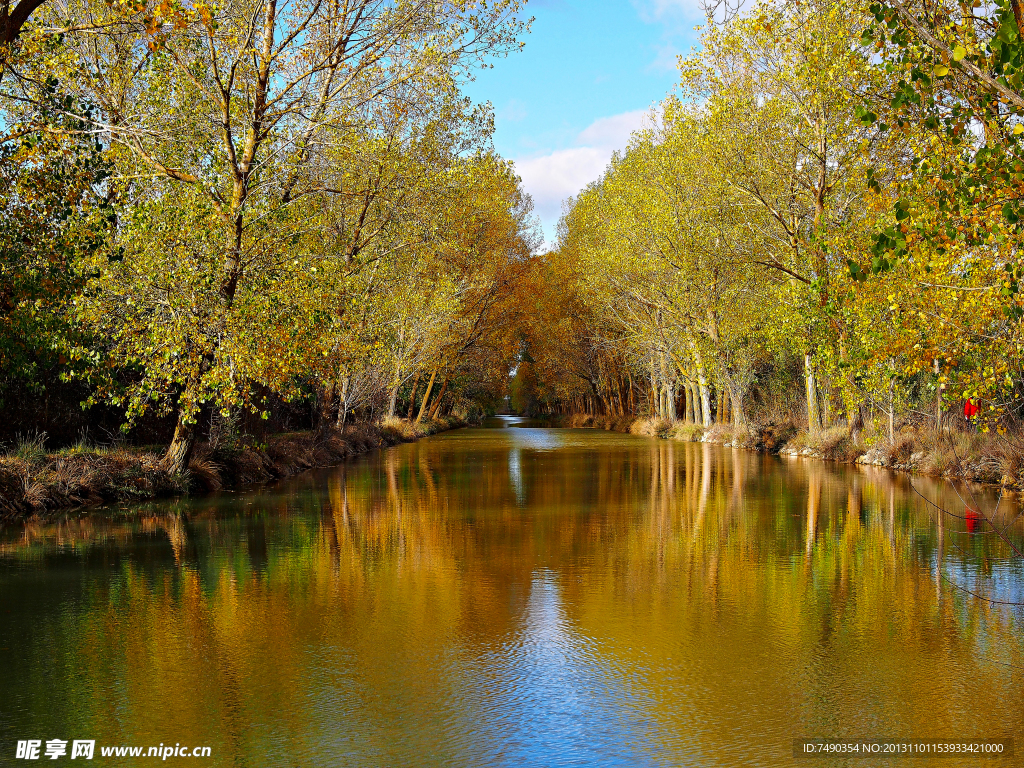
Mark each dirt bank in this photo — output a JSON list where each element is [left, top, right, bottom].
[[0, 417, 468, 518], [558, 413, 1021, 490]]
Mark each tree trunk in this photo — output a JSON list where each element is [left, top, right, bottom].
[[848, 403, 864, 444], [416, 369, 438, 424], [649, 355, 659, 418], [805, 353, 820, 433], [163, 413, 198, 475], [429, 377, 449, 420], [406, 372, 421, 419], [660, 352, 672, 420], [386, 383, 399, 419], [336, 375, 350, 427], [690, 338, 713, 427], [934, 358, 943, 431], [727, 382, 744, 427], [888, 376, 895, 442], [316, 380, 336, 432]]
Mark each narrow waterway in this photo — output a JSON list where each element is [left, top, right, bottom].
[[1, 418, 1022, 766]]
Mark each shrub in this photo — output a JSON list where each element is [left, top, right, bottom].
[[667, 422, 704, 442]]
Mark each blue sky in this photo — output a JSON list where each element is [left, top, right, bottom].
[[461, 0, 706, 246]]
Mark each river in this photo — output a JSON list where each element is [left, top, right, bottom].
[[1, 417, 1023, 766]]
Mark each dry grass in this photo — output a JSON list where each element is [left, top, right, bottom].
[[995, 439, 1024, 486], [566, 413, 596, 428], [816, 426, 864, 462], [380, 416, 422, 441], [883, 432, 918, 466], [629, 417, 672, 438], [574, 410, 1024, 489], [187, 446, 224, 492], [786, 426, 864, 462], [703, 423, 732, 442], [0, 416, 468, 517], [0, 442, 185, 516], [563, 414, 634, 431], [621, 417, 710, 442], [667, 422, 706, 442], [751, 422, 796, 453]]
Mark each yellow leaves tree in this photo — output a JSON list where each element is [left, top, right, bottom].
[[57, 0, 527, 470]]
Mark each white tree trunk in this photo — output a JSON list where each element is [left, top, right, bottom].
[[805, 353, 820, 433], [690, 338, 713, 427]]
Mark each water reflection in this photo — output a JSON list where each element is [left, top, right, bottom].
[[508, 448, 524, 507], [1, 427, 1023, 767]]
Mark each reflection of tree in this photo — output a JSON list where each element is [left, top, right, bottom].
[[1, 438, 1023, 763]]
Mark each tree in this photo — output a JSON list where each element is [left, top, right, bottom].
[[63, 0, 526, 471]]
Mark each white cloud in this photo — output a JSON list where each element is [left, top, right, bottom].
[[515, 147, 608, 218], [512, 109, 654, 246], [576, 109, 649, 148]]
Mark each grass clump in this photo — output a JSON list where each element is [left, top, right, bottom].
[[629, 417, 671, 438], [10, 432, 48, 465], [815, 426, 864, 462], [667, 422, 705, 442], [751, 422, 796, 453], [566, 414, 633, 431], [883, 432, 917, 466], [784, 426, 864, 462]]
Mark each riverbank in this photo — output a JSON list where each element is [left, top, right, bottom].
[[561, 414, 1022, 489], [0, 416, 468, 517]]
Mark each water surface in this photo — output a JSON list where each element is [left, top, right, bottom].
[[1, 418, 1023, 766]]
